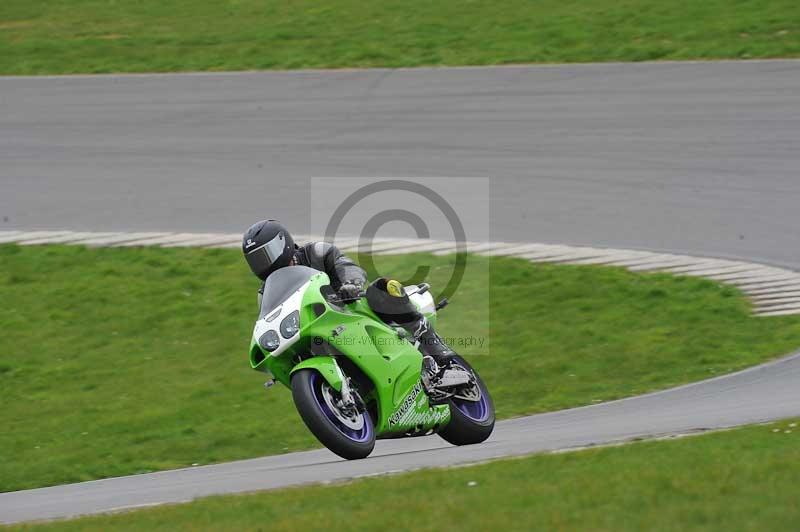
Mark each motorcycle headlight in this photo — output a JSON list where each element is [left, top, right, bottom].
[[258, 330, 280, 352], [280, 310, 300, 339]]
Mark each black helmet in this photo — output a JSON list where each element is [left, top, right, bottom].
[[242, 220, 295, 280]]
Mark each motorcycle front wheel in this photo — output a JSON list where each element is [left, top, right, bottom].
[[291, 369, 375, 460]]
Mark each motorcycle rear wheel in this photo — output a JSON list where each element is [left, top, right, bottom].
[[437, 355, 495, 446]]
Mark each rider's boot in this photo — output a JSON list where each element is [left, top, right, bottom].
[[420, 355, 441, 396], [400, 315, 456, 365]]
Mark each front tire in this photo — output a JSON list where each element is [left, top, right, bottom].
[[291, 369, 375, 460], [438, 355, 495, 446]]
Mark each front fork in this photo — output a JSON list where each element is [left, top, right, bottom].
[[331, 357, 356, 406], [288, 355, 366, 414]]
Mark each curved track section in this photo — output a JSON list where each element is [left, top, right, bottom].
[[2, 60, 799, 523], [2, 230, 799, 316], [2, 60, 800, 269], [2, 349, 799, 524]]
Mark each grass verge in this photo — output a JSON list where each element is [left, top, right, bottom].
[[1, 0, 799, 74], [12, 419, 800, 531], [2, 244, 800, 492]]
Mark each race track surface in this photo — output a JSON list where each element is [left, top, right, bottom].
[[2, 350, 800, 524], [2, 60, 800, 523], [2, 60, 800, 268]]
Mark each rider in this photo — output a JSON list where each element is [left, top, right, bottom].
[[242, 219, 454, 364]]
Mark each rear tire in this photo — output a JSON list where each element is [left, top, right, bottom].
[[438, 355, 495, 446], [291, 369, 375, 460]]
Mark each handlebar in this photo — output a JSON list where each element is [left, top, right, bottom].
[[326, 291, 368, 305]]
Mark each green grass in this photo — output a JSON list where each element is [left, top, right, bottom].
[[13, 419, 800, 531], [1, 0, 798, 74], [2, 244, 800, 493]]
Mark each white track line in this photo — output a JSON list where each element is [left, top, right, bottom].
[[2, 231, 798, 316], [704, 267, 788, 282], [373, 241, 458, 255], [626, 256, 708, 271], [5, 231, 75, 244], [80, 232, 170, 246], [320, 237, 361, 250], [516, 246, 590, 260], [747, 284, 800, 297], [662, 262, 752, 275], [755, 302, 800, 314], [752, 290, 800, 302], [756, 297, 800, 308], [114, 233, 208, 247], [555, 250, 654, 266], [357, 238, 431, 253], [604, 255, 694, 269], [528, 248, 613, 264], [757, 307, 800, 317], [335, 237, 397, 253], [735, 278, 800, 291], [432, 242, 514, 256], [17, 232, 120, 245], [478, 243, 556, 256], [168, 234, 241, 247], [0, 233, 26, 244]]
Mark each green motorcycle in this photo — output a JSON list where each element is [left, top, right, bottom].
[[249, 265, 495, 459]]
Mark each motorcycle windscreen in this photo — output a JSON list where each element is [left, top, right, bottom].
[[259, 265, 321, 319]]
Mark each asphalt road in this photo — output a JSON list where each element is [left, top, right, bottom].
[[2, 349, 799, 524], [2, 60, 800, 268], [2, 60, 800, 523]]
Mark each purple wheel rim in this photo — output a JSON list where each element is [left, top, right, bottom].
[[452, 385, 490, 422], [309, 371, 373, 443]]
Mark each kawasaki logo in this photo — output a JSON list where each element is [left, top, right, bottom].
[[388, 382, 423, 425]]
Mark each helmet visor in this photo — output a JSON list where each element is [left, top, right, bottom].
[[246, 232, 287, 275]]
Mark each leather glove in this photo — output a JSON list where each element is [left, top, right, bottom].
[[338, 281, 363, 301]]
